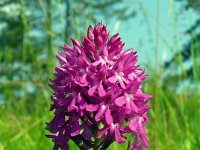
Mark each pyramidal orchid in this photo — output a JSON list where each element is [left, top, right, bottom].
[[46, 23, 152, 150]]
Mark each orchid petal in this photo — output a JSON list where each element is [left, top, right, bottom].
[[71, 118, 80, 136], [115, 125, 125, 144], [88, 85, 98, 96], [95, 106, 106, 121], [107, 75, 117, 83], [98, 82, 106, 97], [105, 108, 113, 124], [86, 104, 99, 112], [115, 96, 126, 106]]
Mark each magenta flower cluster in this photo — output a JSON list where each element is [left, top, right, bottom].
[[47, 23, 152, 150]]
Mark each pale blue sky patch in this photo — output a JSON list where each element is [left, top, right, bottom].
[[106, 0, 199, 68]]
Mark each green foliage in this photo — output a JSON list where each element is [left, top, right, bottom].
[[0, 0, 22, 50], [1, 70, 200, 150], [164, 0, 200, 89]]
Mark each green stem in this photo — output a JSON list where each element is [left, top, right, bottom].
[[95, 138, 114, 150], [72, 135, 94, 150], [19, 0, 29, 63]]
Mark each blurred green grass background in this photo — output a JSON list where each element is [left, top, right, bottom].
[[0, 0, 200, 150]]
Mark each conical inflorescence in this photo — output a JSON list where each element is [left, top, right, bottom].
[[47, 23, 152, 150]]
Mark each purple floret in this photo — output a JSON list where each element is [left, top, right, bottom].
[[47, 23, 152, 150]]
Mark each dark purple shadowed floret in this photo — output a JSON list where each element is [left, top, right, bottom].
[[46, 23, 152, 150]]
